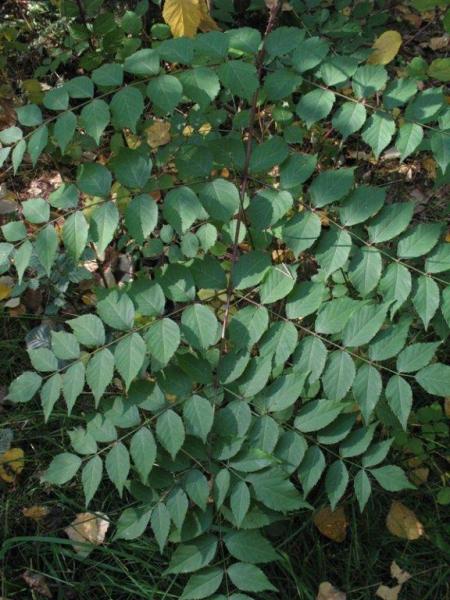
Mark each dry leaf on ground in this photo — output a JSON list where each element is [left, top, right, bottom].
[[391, 561, 411, 585], [317, 581, 346, 600], [386, 501, 424, 540], [313, 506, 348, 542], [376, 584, 402, 600], [146, 121, 171, 149], [65, 512, 109, 554], [368, 31, 402, 65], [23, 505, 50, 520], [21, 571, 52, 598], [0, 447, 24, 483]]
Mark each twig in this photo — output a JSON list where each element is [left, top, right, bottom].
[[220, 0, 284, 341]]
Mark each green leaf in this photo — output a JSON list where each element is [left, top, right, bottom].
[[166, 535, 218, 575], [40, 373, 61, 422], [354, 469, 372, 512], [224, 530, 279, 564], [68, 314, 105, 347], [369, 465, 415, 491], [112, 147, 152, 189], [105, 442, 130, 496], [325, 460, 349, 510], [62, 211, 89, 261], [397, 342, 441, 373], [125, 193, 158, 244], [292, 37, 329, 73], [22, 198, 50, 224], [63, 362, 85, 414], [383, 78, 417, 109], [97, 291, 135, 330], [405, 87, 444, 124], [230, 481, 250, 528], [412, 275, 439, 330], [280, 211, 321, 258], [90, 201, 119, 255], [292, 336, 327, 384], [296, 89, 335, 128], [228, 563, 277, 593], [309, 167, 355, 207], [248, 467, 306, 512], [145, 318, 180, 367], [322, 351, 356, 400], [114, 506, 152, 541], [260, 264, 296, 304], [295, 399, 344, 433], [395, 123, 424, 161], [7, 371, 42, 403], [28, 125, 48, 166], [340, 424, 376, 458], [28, 348, 58, 372], [163, 186, 203, 235], [129, 279, 165, 316], [233, 251, 271, 291], [428, 58, 450, 82], [352, 65, 388, 98], [362, 112, 396, 158], [397, 223, 442, 259], [80, 99, 110, 145], [264, 68, 302, 101], [77, 163, 112, 197], [378, 263, 412, 316], [362, 439, 393, 468], [35, 225, 58, 276], [82, 456, 103, 507], [86, 348, 114, 406], [339, 185, 386, 226], [286, 281, 325, 319], [167, 487, 189, 529], [181, 304, 218, 350], [385, 375, 412, 430], [41, 452, 81, 485], [415, 363, 450, 397], [352, 364, 382, 424], [178, 67, 220, 109], [181, 567, 223, 600], [342, 302, 390, 347], [249, 136, 289, 174], [66, 76, 94, 99], [156, 409, 185, 460], [315, 228, 352, 278], [229, 306, 269, 350], [12, 139, 26, 174], [298, 446, 326, 496], [217, 60, 259, 101], [348, 247, 382, 296], [431, 130, 450, 174], [124, 48, 160, 76], [280, 154, 317, 190], [16, 103, 42, 126], [183, 395, 214, 443], [92, 63, 124, 87], [315, 297, 359, 335], [332, 101, 367, 138], [151, 503, 171, 553], [110, 87, 144, 132], [14, 240, 32, 284], [184, 470, 209, 511], [130, 427, 156, 483], [199, 179, 240, 223], [425, 243, 450, 274], [0, 147, 11, 168], [114, 332, 146, 390], [368, 202, 414, 243], [51, 331, 80, 360], [146, 74, 183, 114]]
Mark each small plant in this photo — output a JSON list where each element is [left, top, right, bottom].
[[1, 0, 449, 596]]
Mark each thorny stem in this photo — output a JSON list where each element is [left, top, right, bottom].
[[221, 0, 284, 341]]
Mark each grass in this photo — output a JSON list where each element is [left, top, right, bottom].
[[1, 311, 449, 599]]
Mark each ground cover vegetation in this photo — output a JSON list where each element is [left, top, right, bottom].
[[0, 0, 449, 598]]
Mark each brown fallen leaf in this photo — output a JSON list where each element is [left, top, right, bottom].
[[146, 121, 171, 149], [317, 581, 346, 600], [391, 561, 411, 585], [428, 36, 449, 51], [21, 571, 52, 598], [409, 467, 429, 486], [65, 512, 109, 554], [313, 506, 348, 542], [376, 584, 402, 600], [386, 501, 424, 540], [23, 505, 50, 521], [0, 448, 25, 483], [444, 397, 450, 418]]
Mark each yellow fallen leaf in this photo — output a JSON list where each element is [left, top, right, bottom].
[[0, 283, 12, 301], [0, 448, 25, 483], [391, 561, 411, 585], [23, 505, 50, 520], [146, 121, 171, 149], [368, 31, 402, 65], [386, 501, 424, 540], [313, 506, 348, 542], [65, 512, 109, 554], [317, 582, 346, 600], [163, 0, 202, 38], [376, 584, 402, 600]]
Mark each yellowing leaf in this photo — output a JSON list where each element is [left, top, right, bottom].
[[386, 501, 424, 540], [0, 283, 12, 301], [313, 506, 348, 542], [163, 0, 202, 38], [65, 512, 109, 554], [198, 0, 220, 32], [368, 31, 402, 65], [146, 121, 171, 149], [317, 582, 346, 600], [23, 505, 50, 520], [0, 448, 25, 483]]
